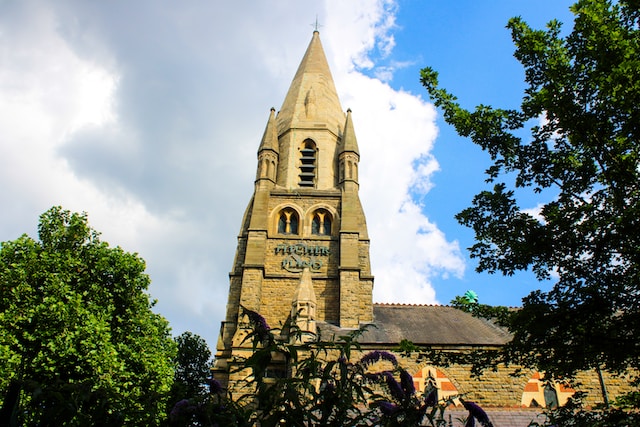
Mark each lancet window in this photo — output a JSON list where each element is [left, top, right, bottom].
[[278, 208, 299, 235], [311, 210, 332, 236]]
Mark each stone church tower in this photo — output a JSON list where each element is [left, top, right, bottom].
[[213, 31, 373, 386]]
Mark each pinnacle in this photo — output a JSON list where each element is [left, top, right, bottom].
[[258, 108, 278, 153], [342, 108, 360, 155]]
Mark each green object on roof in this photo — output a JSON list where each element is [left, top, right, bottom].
[[464, 290, 479, 304]]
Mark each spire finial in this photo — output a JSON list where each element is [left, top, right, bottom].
[[311, 15, 322, 32]]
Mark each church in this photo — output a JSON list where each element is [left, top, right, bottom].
[[212, 30, 627, 425]]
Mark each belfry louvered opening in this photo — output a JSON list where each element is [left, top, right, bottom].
[[299, 139, 316, 187]]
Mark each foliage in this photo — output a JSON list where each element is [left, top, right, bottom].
[[168, 307, 482, 427], [449, 295, 513, 328], [421, 0, 640, 421], [422, 0, 640, 375], [527, 391, 640, 427], [167, 332, 213, 415], [0, 207, 176, 426], [397, 296, 513, 379]]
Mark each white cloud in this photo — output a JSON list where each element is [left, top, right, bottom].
[[522, 202, 546, 223], [0, 0, 465, 347], [338, 78, 465, 297], [69, 66, 117, 132], [0, 2, 119, 224], [323, 0, 398, 72]]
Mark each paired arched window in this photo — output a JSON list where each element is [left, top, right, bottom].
[[311, 209, 331, 236], [278, 209, 299, 235], [275, 207, 334, 236], [299, 139, 316, 187]]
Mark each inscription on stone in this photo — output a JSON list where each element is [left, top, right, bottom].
[[275, 243, 330, 273]]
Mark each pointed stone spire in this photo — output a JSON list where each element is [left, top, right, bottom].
[[258, 107, 279, 153], [276, 31, 344, 136], [341, 108, 360, 155], [291, 267, 317, 338]]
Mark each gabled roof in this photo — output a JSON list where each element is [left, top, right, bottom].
[[318, 304, 511, 347]]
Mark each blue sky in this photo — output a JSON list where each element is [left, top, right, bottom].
[[380, 0, 575, 307], [0, 1, 577, 347], [385, 0, 574, 306]]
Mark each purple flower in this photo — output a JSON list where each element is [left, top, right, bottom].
[[208, 378, 224, 394], [243, 307, 270, 331], [463, 400, 493, 427], [364, 372, 383, 382], [169, 399, 194, 419], [359, 350, 398, 367], [400, 369, 415, 396], [424, 387, 438, 407], [383, 371, 405, 401], [377, 401, 399, 416], [242, 306, 271, 342]]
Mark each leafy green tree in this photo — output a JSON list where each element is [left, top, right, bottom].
[[422, 0, 639, 376], [421, 0, 639, 420], [168, 332, 212, 411], [0, 207, 176, 426]]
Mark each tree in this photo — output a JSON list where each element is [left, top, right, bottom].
[[422, 0, 640, 378], [168, 332, 212, 410], [0, 207, 177, 426]]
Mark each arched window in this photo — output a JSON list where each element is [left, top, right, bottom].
[[544, 384, 559, 409], [413, 366, 458, 404], [299, 139, 316, 187], [311, 210, 331, 235], [278, 209, 299, 235], [521, 372, 575, 408]]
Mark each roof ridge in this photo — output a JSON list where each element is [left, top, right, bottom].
[[373, 302, 448, 307], [373, 302, 521, 309]]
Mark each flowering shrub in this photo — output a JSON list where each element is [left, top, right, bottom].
[[461, 399, 493, 427], [359, 350, 398, 368], [168, 310, 489, 426]]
